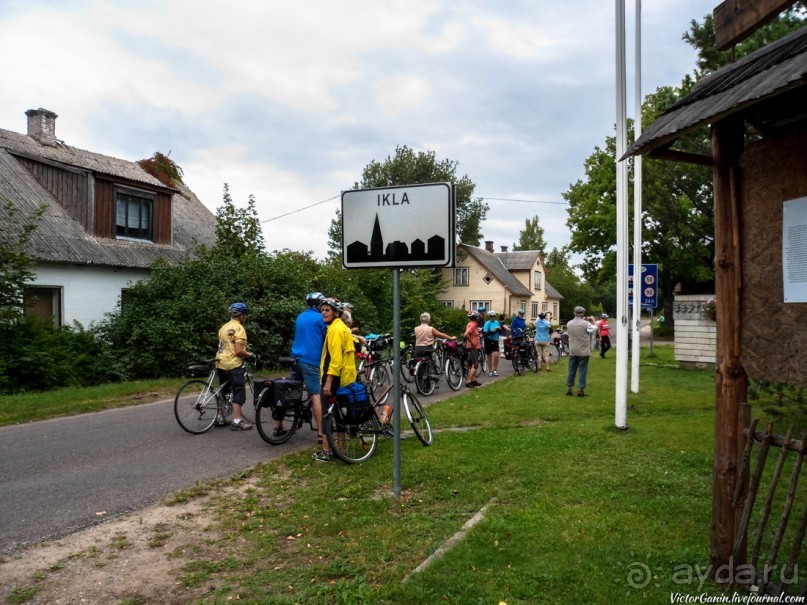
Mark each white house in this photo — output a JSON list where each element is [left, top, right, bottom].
[[0, 108, 216, 327]]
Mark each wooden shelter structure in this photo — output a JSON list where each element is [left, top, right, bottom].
[[625, 2, 807, 573]]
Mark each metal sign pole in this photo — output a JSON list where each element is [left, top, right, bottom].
[[392, 268, 402, 497]]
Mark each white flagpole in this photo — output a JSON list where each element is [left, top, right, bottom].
[[615, 0, 629, 429], [631, 0, 642, 393]]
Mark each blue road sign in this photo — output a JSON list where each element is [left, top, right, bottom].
[[628, 263, 658, 309]]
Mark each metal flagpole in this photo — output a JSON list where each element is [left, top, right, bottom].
[[630, 0, 642, 393], [615, 0, 629, 429]]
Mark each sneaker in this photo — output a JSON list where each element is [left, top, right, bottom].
[[313, 450, 332, 462], [214, 415, 228, 427], [577, 389, 587, 397], [493, 370, 498, 377], [273, 427, 288, 437], [230, 421, 253, 431], [546, 367, 552, 373], [566, 388, 573, 396], [466, 382, 476, 388], [488, 372, 494, 377], [470, 380, 483, 387]]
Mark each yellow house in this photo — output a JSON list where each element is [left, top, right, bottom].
[[439, 242, 563, 323]]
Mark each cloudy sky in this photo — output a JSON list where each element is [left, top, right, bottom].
[[0, 0, 713, 260]]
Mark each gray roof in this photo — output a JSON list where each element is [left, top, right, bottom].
[[627, 24, 807, 158], [460, 244, 562, 300], [0, 126, 216, 269]]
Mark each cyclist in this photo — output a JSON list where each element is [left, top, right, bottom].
[[215, 302, 257, 431], [534, 311, 553, 372], [464, 311, 482, 388], [315, 298, 357, 462], [482, 310, 509, 377], [414, 312, 455, 357], [597, 313, 612, 358], [291, 292, 328, 442]]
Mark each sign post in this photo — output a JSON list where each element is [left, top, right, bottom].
[[342, 183, 455, 497]]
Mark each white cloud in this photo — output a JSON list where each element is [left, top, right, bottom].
[[375, 75, 432, 117]]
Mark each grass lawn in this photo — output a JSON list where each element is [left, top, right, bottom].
[[7, 345, 807, 604]]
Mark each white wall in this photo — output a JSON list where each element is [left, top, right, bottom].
[[31, 264, 150, 328], [673, 294, 716, 368]]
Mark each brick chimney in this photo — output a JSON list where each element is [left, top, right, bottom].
[[500, 245, 508, 253], [485, 240, 494, 252], [25, 108, 58, 146]]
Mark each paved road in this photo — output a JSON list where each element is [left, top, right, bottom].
[[0, 358, 516, 554]]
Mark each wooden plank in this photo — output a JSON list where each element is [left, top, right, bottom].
[[713, 0, 798, 50]]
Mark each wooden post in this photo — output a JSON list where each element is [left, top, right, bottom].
[[710, 117, 748, 573]]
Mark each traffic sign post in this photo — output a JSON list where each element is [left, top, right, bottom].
[[628, 263, 658, 309]]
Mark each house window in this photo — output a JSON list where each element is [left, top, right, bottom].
[[542, 302, 548, 312], [440, 300, 454, 308], [553, 303, 558, 318], [454, 267, 469, 286], [23, 286, 62, 326], [531, 302, 538, 320], [471, 300, 490, 313], [116, 186, 154, 241], [534, 271, 542, 289]]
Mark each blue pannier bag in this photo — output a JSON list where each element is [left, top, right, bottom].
[[336, 382, 373, 424]]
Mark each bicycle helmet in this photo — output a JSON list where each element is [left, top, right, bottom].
[[518, 308, 525, 315], [320, 298, 344, 313], [477, 306, 486, 313], [468, 311, 479, 319], [488, 310, 497, 317], [228, 302, 249, 316], [601, 313, 609, 318], [306, 292, 325, 306]]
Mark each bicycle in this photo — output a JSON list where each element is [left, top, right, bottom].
[[358, 334, 393, 401], [413, 338, 462, 395], [323, 380, 433, 464], [549, 327, 570, 364], [398, 333, 416, 384], [174, 358, 256, 434], [253, 356, 316, 445], [511, 333, 538, 374]]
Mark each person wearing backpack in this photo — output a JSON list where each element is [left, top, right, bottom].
[[482, 310, 509, 377]]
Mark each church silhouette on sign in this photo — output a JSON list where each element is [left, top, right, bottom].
[[346, 214, 446, 264]]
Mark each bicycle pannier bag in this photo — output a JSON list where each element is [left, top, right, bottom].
[[336, 382, 372, 424], [272, 379, 304, 408]]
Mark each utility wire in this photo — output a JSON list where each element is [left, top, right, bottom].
[[261, 195, 340, 223], [261, 193, 566, 223]]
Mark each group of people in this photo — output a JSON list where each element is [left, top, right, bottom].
[[213, 293, 355, 463]]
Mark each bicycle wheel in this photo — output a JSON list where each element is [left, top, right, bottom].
[[255, 396, 300, 445], [241, 379, 256, 424], [478, 351, 487, 374], [445, 356, 463, 391], [324, 410, 378, 464], [403, 390, 433, 446], [368, 363, 391, 403], [549, 344, 561, 365], [512, 351, 523, 375], [174, 380, 220, 434], [399, 346, 415, 383], [414, 360, 437, 396], [527, 346, 539, 373]]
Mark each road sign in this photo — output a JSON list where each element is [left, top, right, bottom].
[[341, 183, 455, 269], [628, 263, 658, 309]]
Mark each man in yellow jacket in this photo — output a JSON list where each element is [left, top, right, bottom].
[[316, 298, 356, 462]]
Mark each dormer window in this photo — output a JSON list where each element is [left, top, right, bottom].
[[115, 186, 154, 241]]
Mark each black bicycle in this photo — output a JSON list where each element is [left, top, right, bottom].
[[511, 334, 538, 374], [254, 357, 314, 445]]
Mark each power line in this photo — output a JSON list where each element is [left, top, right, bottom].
[[481, 197, 568, 205], [261, 195, 340, 223]]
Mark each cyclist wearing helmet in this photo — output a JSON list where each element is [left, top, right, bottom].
[[463, 311, 482, 388], [290, 292, 328, 442], [482, 310, 509, 377], [216, 302, 256, 430], [316, 298, 357, 462]]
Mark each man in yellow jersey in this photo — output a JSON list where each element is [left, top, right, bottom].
[[216, 302, 257, 431], [314, 298, 357, 462]]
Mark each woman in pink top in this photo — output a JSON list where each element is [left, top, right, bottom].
[[464, 311, 483, 388]]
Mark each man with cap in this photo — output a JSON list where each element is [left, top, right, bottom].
[[565, 306, 597, 397]]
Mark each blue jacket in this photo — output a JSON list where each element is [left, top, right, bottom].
[[511, 316, 527, 338], [291, 307, 327, 367]]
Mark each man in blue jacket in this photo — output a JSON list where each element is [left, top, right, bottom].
[[291, 292, 328, 443]]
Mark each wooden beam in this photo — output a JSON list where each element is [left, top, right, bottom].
[[714, 0, 798, 50], [648, 147, 713, 166], [710, 116, 748, 573]]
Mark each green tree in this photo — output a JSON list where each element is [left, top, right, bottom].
[[0, 198, 46, 323], [215, 183, 266, 258], [544, 247, 596, 320], [512, 215, 546, 252]]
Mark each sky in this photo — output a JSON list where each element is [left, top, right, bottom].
[[0, 0, 714, 261]]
